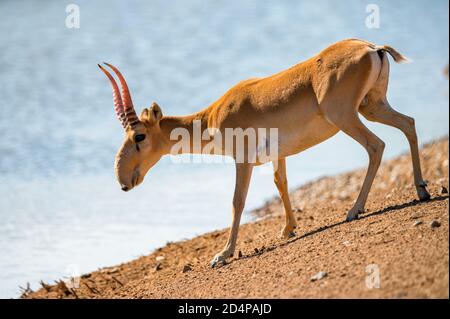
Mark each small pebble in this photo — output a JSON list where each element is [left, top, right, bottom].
[[430, 220, 441, 228], [155, 256, 165, 262], [310, 271, 327, 282], [413, 220, 423, 227], [154, 263, 162, 271], [411, 212, 423, 220], [182, 264, 192, 273], [441, 186, 448, 194], [254, 248, 259, 254]]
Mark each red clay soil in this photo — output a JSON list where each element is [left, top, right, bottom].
[[24, 139, 449, 299]]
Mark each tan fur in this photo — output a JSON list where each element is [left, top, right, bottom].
[[111, 39, 429, 267]]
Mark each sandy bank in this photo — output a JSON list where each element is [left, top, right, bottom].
[[24, 138, 449, 298]]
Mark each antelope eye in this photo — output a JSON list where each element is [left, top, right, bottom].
[[134, 134, 146, 143]]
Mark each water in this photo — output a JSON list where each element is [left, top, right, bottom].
[[0, 0, 448, 298]]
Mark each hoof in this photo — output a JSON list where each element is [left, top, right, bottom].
[[346, 214, 359, 222], [419, 189, 431, 201], [288, 231, 297, 238], [418, 182, 431, 201], [346, 207, 363, 222], [210, 255, 228, 268], [279, 229, 296, 239]]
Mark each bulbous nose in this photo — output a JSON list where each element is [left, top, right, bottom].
[[121, 185, 129, 192]]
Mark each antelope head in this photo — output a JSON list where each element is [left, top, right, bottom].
[[98, 63, 166, 192]]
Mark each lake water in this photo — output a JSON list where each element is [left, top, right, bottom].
[[0, 0, 448, 298]]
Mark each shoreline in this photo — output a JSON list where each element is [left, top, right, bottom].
[[23, 138, 449, 298]]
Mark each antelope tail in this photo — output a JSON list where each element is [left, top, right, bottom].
[[376, 45, 411, 64]]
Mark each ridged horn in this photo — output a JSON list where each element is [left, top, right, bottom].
[[103, 62, 140, 128], [98, 64, 127, 128]]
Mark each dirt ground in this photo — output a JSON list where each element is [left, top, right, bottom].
[[24, 138, 449, 299]]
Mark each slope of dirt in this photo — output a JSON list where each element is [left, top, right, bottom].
[[24, 139, 449, 299]]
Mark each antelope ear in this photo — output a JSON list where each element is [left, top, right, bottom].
[[141, 102, 163, 125]]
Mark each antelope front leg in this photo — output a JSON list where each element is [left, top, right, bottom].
[[211, 163, 253, 268]]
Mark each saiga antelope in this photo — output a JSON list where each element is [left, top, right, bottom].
[[99, 39, 430, 267]]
